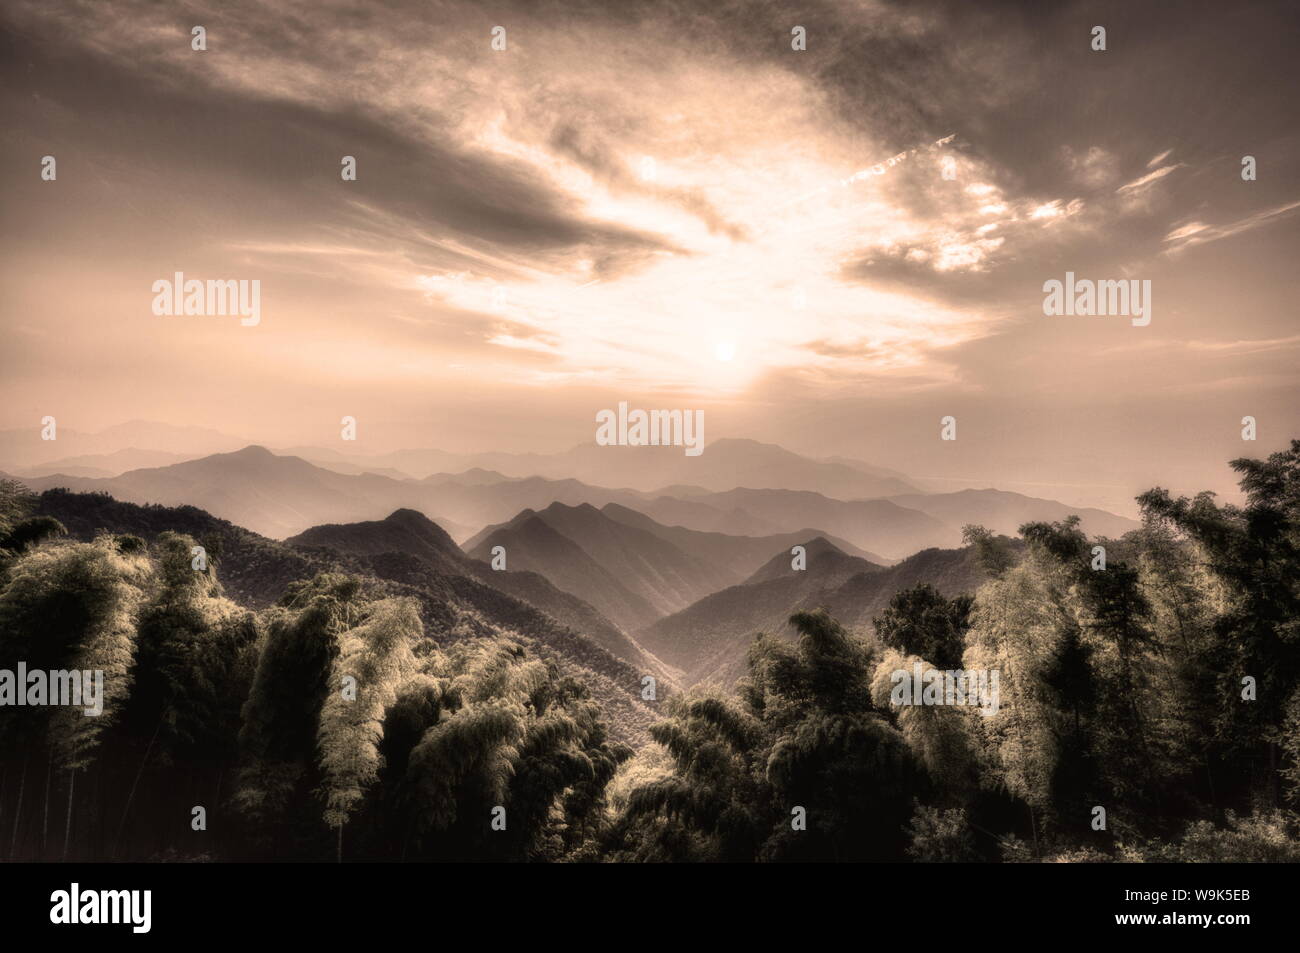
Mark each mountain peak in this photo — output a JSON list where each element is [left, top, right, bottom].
[[742, 535, 867, 586], [228, 444, 276, 459], [287, 509, 462, 565], [384, 507, 436, 526], [541, 500, 599, 516], [799, 535, 842, 554]]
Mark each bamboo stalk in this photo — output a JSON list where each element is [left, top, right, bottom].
[[8, 755, 28, 860], [62, 765, 76, 862], [112, 720, 161, 860]]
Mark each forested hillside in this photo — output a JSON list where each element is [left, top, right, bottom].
[[28, 490, 667, 746], [1, 442, 1298, 862]]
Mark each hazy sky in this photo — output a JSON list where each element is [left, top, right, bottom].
[[2, 0, 1297, 508]]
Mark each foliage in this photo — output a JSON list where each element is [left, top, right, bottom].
[[872, 583, 972, 669]]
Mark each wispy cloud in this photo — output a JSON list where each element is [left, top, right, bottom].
[[1163, 199, 1300, 254], [1117, 163, 1183, 194]]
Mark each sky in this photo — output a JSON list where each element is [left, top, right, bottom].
[[2, 0, 1298, 511]]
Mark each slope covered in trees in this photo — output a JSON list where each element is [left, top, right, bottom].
[[0, 440, 1297, 862], [285, 508, 675, 685], [607, 441, 1300, 861], [28, 490, 668, 746]]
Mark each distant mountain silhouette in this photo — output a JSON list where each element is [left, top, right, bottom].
[[742, 535, 885, 585], [422, 468, 516, 486], [12, 447, 192, 478], [0, 421, 245, 469], [261, 437, 923, 497], [598, 502, 894, 572], [16, 446, 480, 540], [467, 512, 661, 633], [614, 495, 785, 536], [14, 446, 788, 546], [638, 539, 1001, 686], [287, 508, 469, 573], [665, 487, 953, 559], [467, 502, 735, 623], [452, 437, 923, 497], [883, 488, 1140, 540], [9, 443, 1138, 566], [415, 474, 660, 535], [820, 455, 916, 484], [635, 536, 884, 681]]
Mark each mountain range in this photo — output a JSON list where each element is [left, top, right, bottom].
[[3, 427, 1149, 709], [5, 445, 1139, 561], [13, 425, 1145, 733], [4, 423, 915, 497], [284, 508, 674, 685], [637, 537, 1001, 686], [467, 502, 736, 630]]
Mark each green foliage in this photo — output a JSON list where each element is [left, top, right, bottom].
[[962, 524, 1015, 577], [0, 479, 61, 566], [318, 597, 422, 828], [0, 535, 152, 768], [1, 516, 66, 562], [1279, 687, 1300, 807], [377, 639, 627, 861], [127, 532, 260, 759], [870, 649, 983, 796], [234, 574, 358, 825], [1140, 439, 1300, 809], [1149, 811, 1300, 863], [616, 609, 919, 861], [873, 583, 972, 669], [618, 690, 766, 861], [0, 478, 33, 534], [905, 802, 979, 862], [963, 561, 1071, 830]]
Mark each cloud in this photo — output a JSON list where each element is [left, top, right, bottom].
[[0, 0, 1205, 400], [1117, 164, 1183, 194], [1064, 146, 1119, 188], [1163, 200, 1300, 254], [3, 0, 1297, 478]]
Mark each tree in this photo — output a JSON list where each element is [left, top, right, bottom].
[[379, 638, 628, 861], [0, 534, 152, 859], [963, 560, 1070, 849], [616, 610, 920, 862], [1140, 440, 1300, 810], [233, 574, 358, 841], [1019, 518, 1169, 826], [872, 583, 972, 669], [962, 524, 1015, 577], [317, 597, 421, 858], [0, 481, 65, 576], [615, 691, 765, 862]]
